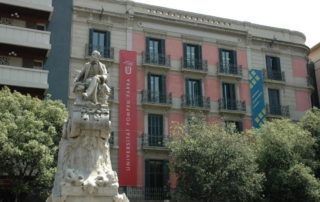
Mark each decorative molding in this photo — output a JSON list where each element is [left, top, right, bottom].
[[216, 39, 239, 48], [143, 28, 167, 38], [181, 34, 203, 44], [87, 19, 113, 28]]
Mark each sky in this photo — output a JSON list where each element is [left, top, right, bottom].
[[133, 0, 319, 48]]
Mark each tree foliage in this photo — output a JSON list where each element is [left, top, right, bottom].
[[250, 119, 320, 202], [168, 116, 264, 202], [300, 107, 320, 177], [0, 87, 67, 202]]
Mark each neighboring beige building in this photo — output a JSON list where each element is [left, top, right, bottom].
[[309, 42, 320, 105], [69, 0, 311, 200], [0, 0, 53, 198], [0, 0, 53, 98]]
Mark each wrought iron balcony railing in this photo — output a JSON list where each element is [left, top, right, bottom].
[[142, 52, 171, 67], [141, 133, 168, 148], [218, 99, 246, 112], [181, 95, 210, 110], [86, 44, 114, 59], [141, 90, 172, 105], [182, 58, 208, 72], [266, 104, 290, 117], [119, 186, 171, 201], [217, 63, 242, 76], [263, 69, 285, 82]]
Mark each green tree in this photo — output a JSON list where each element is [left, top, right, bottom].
[[168, 116, 264, 202], [250, 119, 320, 202], [0, 87, 67, 202], [300, 107, 320, 177]]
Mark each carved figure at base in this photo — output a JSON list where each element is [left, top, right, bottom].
[[74, 50, 111, 105]]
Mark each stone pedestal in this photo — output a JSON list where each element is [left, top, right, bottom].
[[48, 186, 122, 202], [46, 104, 129, 202]]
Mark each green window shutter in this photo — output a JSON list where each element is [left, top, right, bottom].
[[147, 73, 151, 91], [160, 39, 166, 65], [232, 50, 237, 66], [145, 37, 150, 61], [266, 56, 272, 71], [145, 37, 150, 52], [183, 43, 187, 66], [218, 48, 223, 67], [105, 31, 110, 58], [197, 45, 202, 67], [185, 78, 189, 95], [160, 39, 165, 55], [89, 29, 93, 55], [145, 159, 150, 187], [163, 160, 169, 188], [160, 75, 166, 100], [276, 57, 281, 71]]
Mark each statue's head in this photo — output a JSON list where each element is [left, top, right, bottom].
[[91, 50, 101, 62]]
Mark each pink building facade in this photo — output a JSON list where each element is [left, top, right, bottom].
[[70, 0, 311, 200]]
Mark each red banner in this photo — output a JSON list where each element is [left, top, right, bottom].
[[118, 50, 137, 186]]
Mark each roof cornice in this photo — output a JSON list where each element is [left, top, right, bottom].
[[131, 1, 306, 45]]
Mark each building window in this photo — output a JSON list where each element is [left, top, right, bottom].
[[268, 88, 281, 115], [148, 114, 164, 147], [147, 74, 166, 103], [219, 49, 237, 73], [266, 56, 283, 80], [183, 44, 202, 69], [225, 121, 243, 132], [145, 37, 166, 65], [185, 79, 202, 106], [222, 82, 236, 109], [145, 159, 169, 200], [89, 29, 111, 58]]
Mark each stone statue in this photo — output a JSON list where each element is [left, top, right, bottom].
[[73, 50, 111, 105], [46, 51, 128, 202]]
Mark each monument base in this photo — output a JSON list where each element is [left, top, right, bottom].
[[47, 186, 127, 202], [52, 196, 114, 202]]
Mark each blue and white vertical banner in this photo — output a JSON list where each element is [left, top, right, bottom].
[[249, 69, 266, 128]]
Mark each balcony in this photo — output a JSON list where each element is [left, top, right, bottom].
[[266, 104, 290, 117], [181, 58, 208, 74], [0, 24, 51, 50], [217, 63, 242, 78], [263, 69, 285, 83], [218, 99, 246, 115], [141, 90, 172, 108], [141, 133, 168, 151], [142, 52, 171, 69], [85, 44, 114, 60], [119, 186, 171, 201], [0, 0, 53, 13], [0, 64, 48, 89], [181, 95, 210, 111]]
